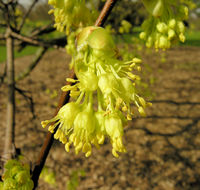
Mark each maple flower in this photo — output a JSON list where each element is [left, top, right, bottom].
[[140, 0, 188, 49], [41, 26, 150, 157]]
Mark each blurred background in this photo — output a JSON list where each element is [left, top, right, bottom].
[[0, 0, 200, 189]]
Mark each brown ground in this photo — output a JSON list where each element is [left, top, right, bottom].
[[0, 46, 200, 190]]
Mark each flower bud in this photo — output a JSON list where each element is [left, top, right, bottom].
[[76, 26, 98, 51], [146, 36, 153, 48], [179, 33, 185, 43], [138, 106, 146, 117], [87, 28, 115, 51], [177, 21, 185, 33], [168, 29, 176, 40], [120, 77, 135, 101], [95, 111, 105, 133], [11, 165, 23, 177], [20, 180, 34, 190], [98, 73, 119, 95], [4, 160, 19, 169], [105, 113, 123, 139], [41, 102, 80, 134], [156, 22, 168, 34], [138, 97, 146, 108], [3, 178, 17, 189], [15, 171, 30, 184], [179, 5, 189, 20], [168, 19, 176, 29], [139, 32, 147, 40], [74, 108, 95, 136], [159, 35, 169, 49], [79, 71, 98, 91], [57, 102, 80, 128], [132, 57, 142, 64]]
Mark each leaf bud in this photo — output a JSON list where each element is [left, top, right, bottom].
[[15, 171, 30, 185]]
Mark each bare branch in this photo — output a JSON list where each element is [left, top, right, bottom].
[[15, 47, 47, 81], [16, 23, 55, 52], [18, 0, 39, 31], [15, 86, 36, 119], [31, 23, 55, 37], [11, 31, 49, 47], [11, 31, 66, 48], [3, 28, 16, 161], [95, 0, 118, 27]]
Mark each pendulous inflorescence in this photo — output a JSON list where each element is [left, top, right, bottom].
[[140, 0, 189, 50], [41, 26, 151, 158]]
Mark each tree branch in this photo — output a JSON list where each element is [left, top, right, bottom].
[[18, 0, 39, 31], [31, 23, 55, 37], [95, 0, 118, 27], [15, 86, 36, 119], [3, 28, 16, 161], [11, 31, 66, 48], [10, 31, 51, 47], [16, 23, 55, 52], [31, 0, 119, 189], [15, 47, 47, 81]]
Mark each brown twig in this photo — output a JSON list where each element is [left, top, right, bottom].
[[15, 86, 36, 119], [17, 23, 55, 52], [31, 23, 55, 37], [18, 0, 39, 31], [31, 0, 118, 189], [95, 0, 118, 27], [10, 31, 67, 48], [10, 31, 51, 47], [15, 47, 47, 81]]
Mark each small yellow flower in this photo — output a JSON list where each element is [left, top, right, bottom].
[[41, 102, 80, 135]]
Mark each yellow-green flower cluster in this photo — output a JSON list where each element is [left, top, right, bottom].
[[42, 27, 151, 157], [140, 0, 189, 49], [0, 160, 33, 190], [48, 0, 97, 59], [48, 0, 94, 34]]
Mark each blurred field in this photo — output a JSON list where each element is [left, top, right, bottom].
[[0, 45, 200, 190]]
